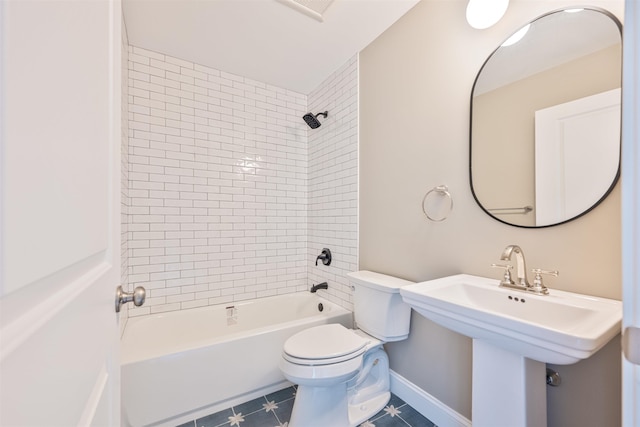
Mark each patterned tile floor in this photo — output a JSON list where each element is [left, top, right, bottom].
[[177, 386, 437, 427]]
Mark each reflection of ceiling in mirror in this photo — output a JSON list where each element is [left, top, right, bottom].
[[474, 9, 620, 95]]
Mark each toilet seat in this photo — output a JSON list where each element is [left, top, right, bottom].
[[283, 324, 369, 366]]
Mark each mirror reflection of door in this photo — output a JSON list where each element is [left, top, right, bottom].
[[534, 89, 621, 225], [470, 8, 622, 228]]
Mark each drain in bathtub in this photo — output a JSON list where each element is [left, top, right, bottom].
[[318, 303, 324, 312], [226, 306, 238, 325]]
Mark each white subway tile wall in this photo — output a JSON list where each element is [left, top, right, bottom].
[[307, 57, 359, 310], [126, 46, 358, 315]]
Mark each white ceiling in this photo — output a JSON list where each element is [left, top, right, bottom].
[[123, 0, 420, 95]]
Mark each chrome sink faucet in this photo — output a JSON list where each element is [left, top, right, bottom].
[[500, 245, 530, 289], [492, 245, 558, 295]]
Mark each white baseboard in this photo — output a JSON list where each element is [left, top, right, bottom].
[[390, 370, 471, 427]]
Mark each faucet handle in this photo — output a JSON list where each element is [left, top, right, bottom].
[[491, 263, 514, 286], [315, 248, 332, 266], [531, 268, 559, 278], [530, 268, 558, 295]]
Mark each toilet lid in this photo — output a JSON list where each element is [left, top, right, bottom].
[[283, 324, 368, 361]]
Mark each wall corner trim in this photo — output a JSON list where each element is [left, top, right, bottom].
[[389, 370, 471, 427]]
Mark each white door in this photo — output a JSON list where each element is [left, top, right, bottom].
[[0, 0, 122, 425], [534, 89, 621, 226], [622, 1, 640, 425]]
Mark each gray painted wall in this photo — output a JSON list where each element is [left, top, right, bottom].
[[359, 0, 623, 425]]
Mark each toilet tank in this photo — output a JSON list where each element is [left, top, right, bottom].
[[347, 271, 414, 342]]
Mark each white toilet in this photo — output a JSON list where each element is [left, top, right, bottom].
[[279, 270, 414, 427]]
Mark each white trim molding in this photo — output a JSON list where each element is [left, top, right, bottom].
[[622, 0, 640, 425], [390, 370, 471, 427]]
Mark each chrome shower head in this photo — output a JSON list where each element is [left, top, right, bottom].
[[302, 111, 328, 129]]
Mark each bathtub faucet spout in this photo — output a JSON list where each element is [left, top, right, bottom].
[[310, 282, 328, 293]]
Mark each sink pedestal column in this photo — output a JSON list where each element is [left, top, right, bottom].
[[472, 340, 547, 427]]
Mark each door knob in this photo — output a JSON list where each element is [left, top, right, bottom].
[[115, 285, 146, 313]]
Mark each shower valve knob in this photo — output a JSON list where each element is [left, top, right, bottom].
[[315, 248, 332, 266], [115, 285, 146, 313]]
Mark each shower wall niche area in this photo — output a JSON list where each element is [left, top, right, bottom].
[[125, 47, 358, 316]]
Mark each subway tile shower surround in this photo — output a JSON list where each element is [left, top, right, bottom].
[[126, 46, 358, 316], [307, 56, 359, 309]]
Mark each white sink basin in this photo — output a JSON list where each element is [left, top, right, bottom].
[[400, 274, 622, 364]]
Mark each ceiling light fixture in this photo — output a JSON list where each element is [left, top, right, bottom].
[[466, 0, 509, 29]]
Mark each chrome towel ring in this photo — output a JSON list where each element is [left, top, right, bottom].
[[422, 185, 453, 222]]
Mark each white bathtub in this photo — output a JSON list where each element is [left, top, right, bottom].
[[121, 293, 352, 427]]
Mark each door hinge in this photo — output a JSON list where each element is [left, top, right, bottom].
[[623, 326, 640, 365]]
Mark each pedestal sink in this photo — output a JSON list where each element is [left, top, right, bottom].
[[400, 274, 622, 427]]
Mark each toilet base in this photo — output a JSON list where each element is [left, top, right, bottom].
[[288, 348, 392, 427], [288, 385, 390, 427], [289, 382, 351, 427], [348, 391, 390, 427]]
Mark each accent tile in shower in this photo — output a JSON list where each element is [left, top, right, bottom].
[[176, 387, 437, 427]]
